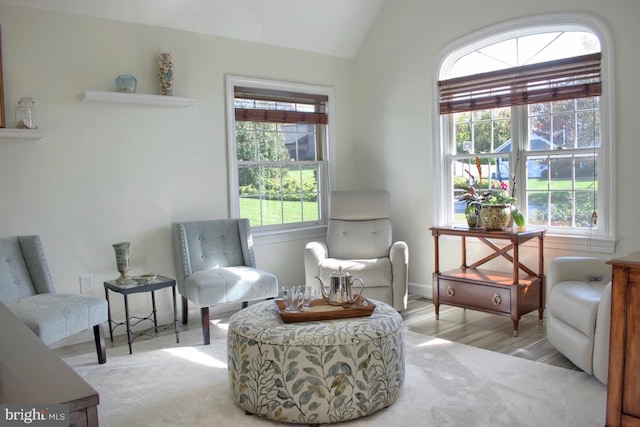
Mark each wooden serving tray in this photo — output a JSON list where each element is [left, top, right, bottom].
[[275, 297, 376, 323]]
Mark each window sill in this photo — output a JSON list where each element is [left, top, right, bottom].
[[543, 233, 615, 254], [444, 226, 615, 254], [253, 225, 327, 246]]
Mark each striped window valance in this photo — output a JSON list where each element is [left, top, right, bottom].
[[439, 52, 601, 115], [234, 86, 328, 124]]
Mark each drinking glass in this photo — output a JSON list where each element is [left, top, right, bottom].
[[302, 286, 317, 309], [282, 286, 303, 312]]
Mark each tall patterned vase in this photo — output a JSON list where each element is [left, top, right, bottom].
[[112, 242, 136, 284], [158, 50, 174, 96]]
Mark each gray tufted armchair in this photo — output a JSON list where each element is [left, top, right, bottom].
[[0, 235, 107, 364], [172, 219, 279, 344]]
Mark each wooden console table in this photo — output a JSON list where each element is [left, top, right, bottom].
[[605, 252, 640, 427], [0, 302, 99, 426], [430, 226, 545, 336]]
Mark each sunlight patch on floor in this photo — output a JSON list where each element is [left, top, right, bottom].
[[415, 336, 452, 347], [163, 346, 227, 368], [212, 319, 229, 331]]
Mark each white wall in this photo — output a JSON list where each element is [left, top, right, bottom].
[[0, 5, 353, 343], [352, 0, 640, 296]]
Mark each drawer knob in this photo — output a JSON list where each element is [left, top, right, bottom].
[[492, 293, 502, 306], [446, 286, 455, 297]]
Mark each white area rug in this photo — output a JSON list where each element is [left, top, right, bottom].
[[63, 322, 606, 426]]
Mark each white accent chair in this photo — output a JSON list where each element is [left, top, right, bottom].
[[304, 190, 409, 311], [546, 256, 612, 384]]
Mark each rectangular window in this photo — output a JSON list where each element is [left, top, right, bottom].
[[450, 101, 599, 231], [525, 98, 599, 229], [226, 77, 331, 231], [451, 108, 512, 221], [442, 54, 603, 237]]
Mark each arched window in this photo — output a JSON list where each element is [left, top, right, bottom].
[[434, 15, 614, 252]]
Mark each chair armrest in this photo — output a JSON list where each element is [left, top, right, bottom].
[[547, 256, 612, 297], [390, 241, 409, 311], [593, 281, 612, 384], [304, 241, 328, 286]]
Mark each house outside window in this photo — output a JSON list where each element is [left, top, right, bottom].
[[435, 17, 614, 252], [226, 76, 333, 235]]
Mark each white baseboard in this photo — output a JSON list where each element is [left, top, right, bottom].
[[409, 282, 432, 299]]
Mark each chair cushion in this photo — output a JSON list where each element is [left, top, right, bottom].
[[327, 219, 392, 259], [0, 237, 37, 304], [6, 294, 107, 345], [547, 280, 606, 338], [330, 190, 390, 220], [180, 220, 246, 271], [184, 267, 278, 307]]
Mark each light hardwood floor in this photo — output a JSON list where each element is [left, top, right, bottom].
[[403, 295, 578, 371], [55, 294, 579, 372]]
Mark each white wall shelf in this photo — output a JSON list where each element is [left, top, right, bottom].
[[0, 129, 44, 140], [80, 90, 195, 107]]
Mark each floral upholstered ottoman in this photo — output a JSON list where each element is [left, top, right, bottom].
[[227, 299, 405, 425]]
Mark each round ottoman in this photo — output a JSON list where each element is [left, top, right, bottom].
[[227, 299, 405, 425]]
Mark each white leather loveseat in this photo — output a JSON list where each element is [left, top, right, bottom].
[[546, 256, 612, 384]]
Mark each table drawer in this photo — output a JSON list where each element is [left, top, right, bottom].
[[438, 279, 511, 314]]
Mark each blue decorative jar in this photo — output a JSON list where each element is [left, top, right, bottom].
[[115, 75, 137, 93]]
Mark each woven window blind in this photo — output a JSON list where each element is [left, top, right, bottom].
[[234, 86, 328, 124], [439, 52, 601, 115]]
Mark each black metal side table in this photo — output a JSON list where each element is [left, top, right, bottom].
[[103, 275, 179, 354]]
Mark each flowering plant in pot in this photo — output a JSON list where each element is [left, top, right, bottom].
[[458, 156, 525, 230], [480, 181, 516, 231], [457, 157, 484, 228], [482, 181, 516, 205], [481, 163, 526, 230]]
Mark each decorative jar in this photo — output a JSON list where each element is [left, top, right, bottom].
[[480, 204, 512, 231], [115, 74, 137, 93], [15, 97, 38, 129]]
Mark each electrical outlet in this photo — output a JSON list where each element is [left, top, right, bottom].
[[79, 275, 93, 293], [587, 275, 603, 282]]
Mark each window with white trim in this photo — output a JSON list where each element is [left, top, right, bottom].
[[226, 76, 331, 232], [436, 21, 614, 248]]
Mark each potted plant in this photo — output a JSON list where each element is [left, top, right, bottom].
[[479, 181, 516, 231], [480, 155, 526, 230], [465, 203, 480, 228], [458, 155, 525, 231], [457, 157, 484, 228]]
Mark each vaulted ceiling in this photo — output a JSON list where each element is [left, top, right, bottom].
[[0, 0, 386, 58]]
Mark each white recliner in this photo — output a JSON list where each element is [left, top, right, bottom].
[[304, 190, 408, 312], [546, 256, 612, 384]]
